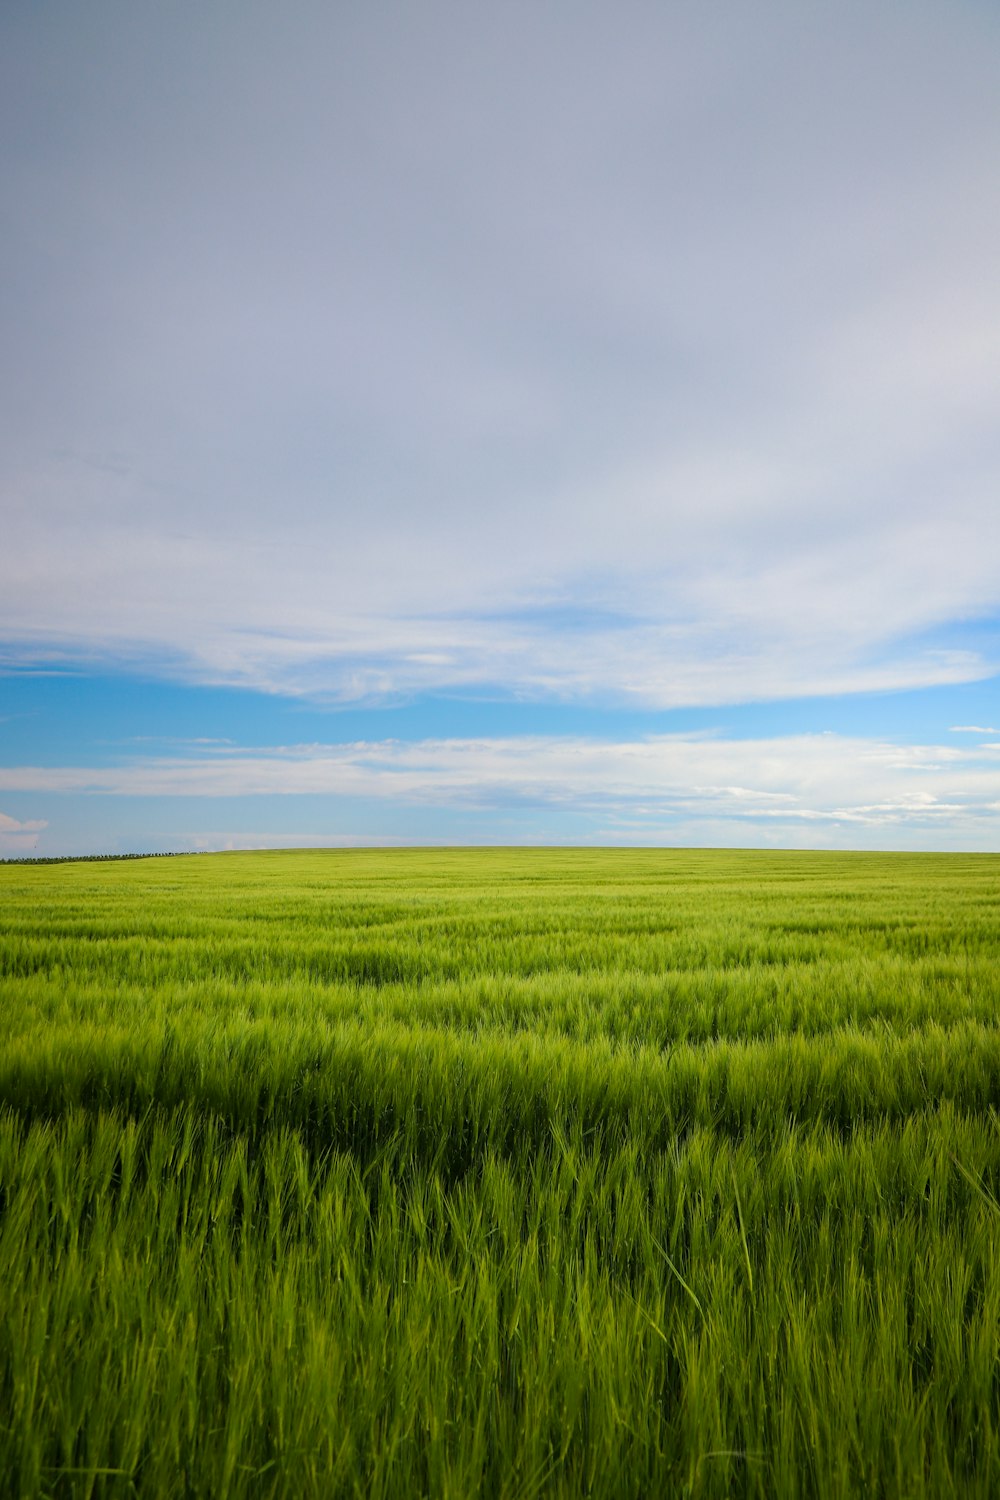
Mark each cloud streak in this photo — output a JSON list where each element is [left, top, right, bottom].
[[3, 733, 998, 850]]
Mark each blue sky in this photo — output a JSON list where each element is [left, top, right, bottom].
[[2, 1, 999, 856]]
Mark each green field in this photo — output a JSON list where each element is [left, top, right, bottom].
[[2, 848, 1000, 1498]]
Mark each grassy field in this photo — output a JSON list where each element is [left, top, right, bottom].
[[2, 847, 1000, 1498]]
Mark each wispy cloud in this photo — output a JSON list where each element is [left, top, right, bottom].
[[0, 609, 994, 711], [0, 810, 48, 858], [0, 812, 47, 831], [2, 734, 998, 849]]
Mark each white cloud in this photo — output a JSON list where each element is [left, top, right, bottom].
[[1, 4, 999, 707], [0, 602, 992, 712], [0, 810, 48, 858], [950, 725, 1000, 735], [1, 733, 998, 849], [0, 811, 47, 832]]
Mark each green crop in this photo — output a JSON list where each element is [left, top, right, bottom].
[[2, 848, 999, 1497]]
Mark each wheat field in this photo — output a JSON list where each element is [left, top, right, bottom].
[[2, 848, 999, 1498]]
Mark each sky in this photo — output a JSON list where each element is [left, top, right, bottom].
[[2, 0, 999, 857]]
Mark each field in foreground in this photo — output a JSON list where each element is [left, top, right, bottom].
[[2, 847, 1000, 1499]]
